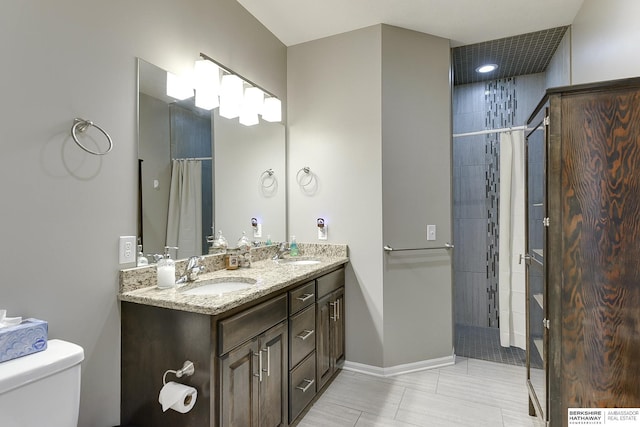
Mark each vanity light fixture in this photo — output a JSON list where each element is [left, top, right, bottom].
[[262, 97, 282, 122], [219, 74, 244, 119], [239, 87, 264, 126], [166, 72, 194, 100], [194, 59, 220, 110], [196, 53, 283, 125], [475, 63, 498, 73]]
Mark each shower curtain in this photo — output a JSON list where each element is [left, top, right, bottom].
[[498, 130, 526, 350], [166, 160, 203, 259]]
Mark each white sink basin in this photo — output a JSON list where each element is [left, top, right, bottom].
[[181, 277, 256, 296], [276, 257, 321, 266]]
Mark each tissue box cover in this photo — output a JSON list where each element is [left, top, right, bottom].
[[0, 319, 48, 363]]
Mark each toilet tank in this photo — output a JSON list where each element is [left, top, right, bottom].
[[0, 339, 84, 427]]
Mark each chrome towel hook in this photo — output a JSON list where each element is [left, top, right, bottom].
[[71, 118, 113, 155]]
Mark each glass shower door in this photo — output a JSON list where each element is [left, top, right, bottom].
[[525, 106, 548, 420]]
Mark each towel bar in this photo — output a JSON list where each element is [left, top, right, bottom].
[[383, 243, 454, 252]]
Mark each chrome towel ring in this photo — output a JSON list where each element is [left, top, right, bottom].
[[71, 118, 113, 156], [296, 166, 314, 187], [260, 168, 276, 189]]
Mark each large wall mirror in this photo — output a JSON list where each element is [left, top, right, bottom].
[[137, 58, 286, 260]]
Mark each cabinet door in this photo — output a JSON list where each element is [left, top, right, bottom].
[[316, 288, 345, 391], [331, 289, 345, 365], [221, 338, 260, 427], [525, 105, 548, 420], [316, 293, 332, 390], [258, 321, 288, 427]]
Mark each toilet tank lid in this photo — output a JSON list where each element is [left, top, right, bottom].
[[0, 339, 84, 395]]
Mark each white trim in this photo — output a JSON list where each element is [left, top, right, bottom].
[[342, 353, 456, 378]]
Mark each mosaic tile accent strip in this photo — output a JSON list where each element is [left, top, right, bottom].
[[484, 78, 516, 328]]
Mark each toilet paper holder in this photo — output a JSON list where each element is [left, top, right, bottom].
[[162, 360, 195, 385]]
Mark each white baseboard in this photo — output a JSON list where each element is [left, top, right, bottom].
[[342, 353, 456, 378]]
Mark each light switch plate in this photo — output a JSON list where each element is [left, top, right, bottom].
[[119, 236, 136, 264], [427, 225, 436, 241]]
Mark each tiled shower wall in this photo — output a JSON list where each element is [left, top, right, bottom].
[[453, 74, 545, 328]]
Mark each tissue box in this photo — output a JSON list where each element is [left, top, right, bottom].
[[0, 318, 48, 363]]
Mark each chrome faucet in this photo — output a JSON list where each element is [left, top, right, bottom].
[[177, 256, 205, 284], [272, 242, 290, 260]]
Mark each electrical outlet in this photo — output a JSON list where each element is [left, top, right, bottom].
[[318, 225, 328, 240], [119, 236, 136, 264], [253, 223, 262, 238], [427, 225, 436, 241]]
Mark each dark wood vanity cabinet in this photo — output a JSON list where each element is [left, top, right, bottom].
[[219, 295, 288, 427], [525, 78, 640, 427], [288, 281, 317, 422], [121, 265, 346, 427], [315, 270, 345, 391]]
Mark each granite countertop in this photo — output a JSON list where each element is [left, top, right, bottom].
[[118, 251, 348, 316]]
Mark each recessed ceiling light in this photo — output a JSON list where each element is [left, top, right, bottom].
[[475, 64, 498, 73]]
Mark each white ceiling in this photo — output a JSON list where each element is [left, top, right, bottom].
[[236, 0, 584, 47]]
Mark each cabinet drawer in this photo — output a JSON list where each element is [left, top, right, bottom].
[[289, 281, 316, 314], [289, 305, 316, 368], [289, 351, 316, 423], [219, 294, 287, 355], [317, 268, 344, 299]]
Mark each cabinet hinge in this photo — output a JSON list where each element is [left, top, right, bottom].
[[543, 116, 550, 126], [543, 318, 550, 329], [542, 217, 550, 227]]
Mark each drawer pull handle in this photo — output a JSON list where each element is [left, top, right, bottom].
[[296, 329, 315, 341], [296, 378, 315, 393], [265, 347, 271, 377], [296, 293, 315, 302], [254, 351, 263, 382]]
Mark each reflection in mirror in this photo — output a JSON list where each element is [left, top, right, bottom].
[[137, 58, 286, 260]]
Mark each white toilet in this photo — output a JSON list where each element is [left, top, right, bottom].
[[0, 339, 84, 427]]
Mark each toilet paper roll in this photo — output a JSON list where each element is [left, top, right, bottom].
[[158, 381, 197, 413]]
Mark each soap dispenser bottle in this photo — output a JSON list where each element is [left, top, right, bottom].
[[157, 246, 176, 289], [136, 244, 149, 267], [289, 235, 299, 256]]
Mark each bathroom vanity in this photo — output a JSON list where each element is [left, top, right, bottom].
[[119, 246, 347, 427]]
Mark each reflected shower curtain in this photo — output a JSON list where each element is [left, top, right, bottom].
[[498, 130, 526, 350], [166, 160, 202, 259]]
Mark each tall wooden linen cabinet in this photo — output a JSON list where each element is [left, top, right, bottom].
[[525, 78, 640, 427]]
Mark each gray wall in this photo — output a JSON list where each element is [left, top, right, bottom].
[[288, 25, 385, 367], [381, 26, 453, 366], [139, 93, 171, 257], [545, 28, 572, 89], [288, 24, 453, 370], [572, 0, 640, 84], [0, 1, 286, 425], [214, 113, 286, 243]]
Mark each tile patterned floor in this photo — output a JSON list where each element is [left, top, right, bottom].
[[455, 324, 527, 366], [297, 357, 544, 427]]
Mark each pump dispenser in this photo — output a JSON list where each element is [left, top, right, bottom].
[[157, 246, 177, 289], [136, 244, 149, 267], [212, 230, 228, 253], [289, 235, 299, 257]]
